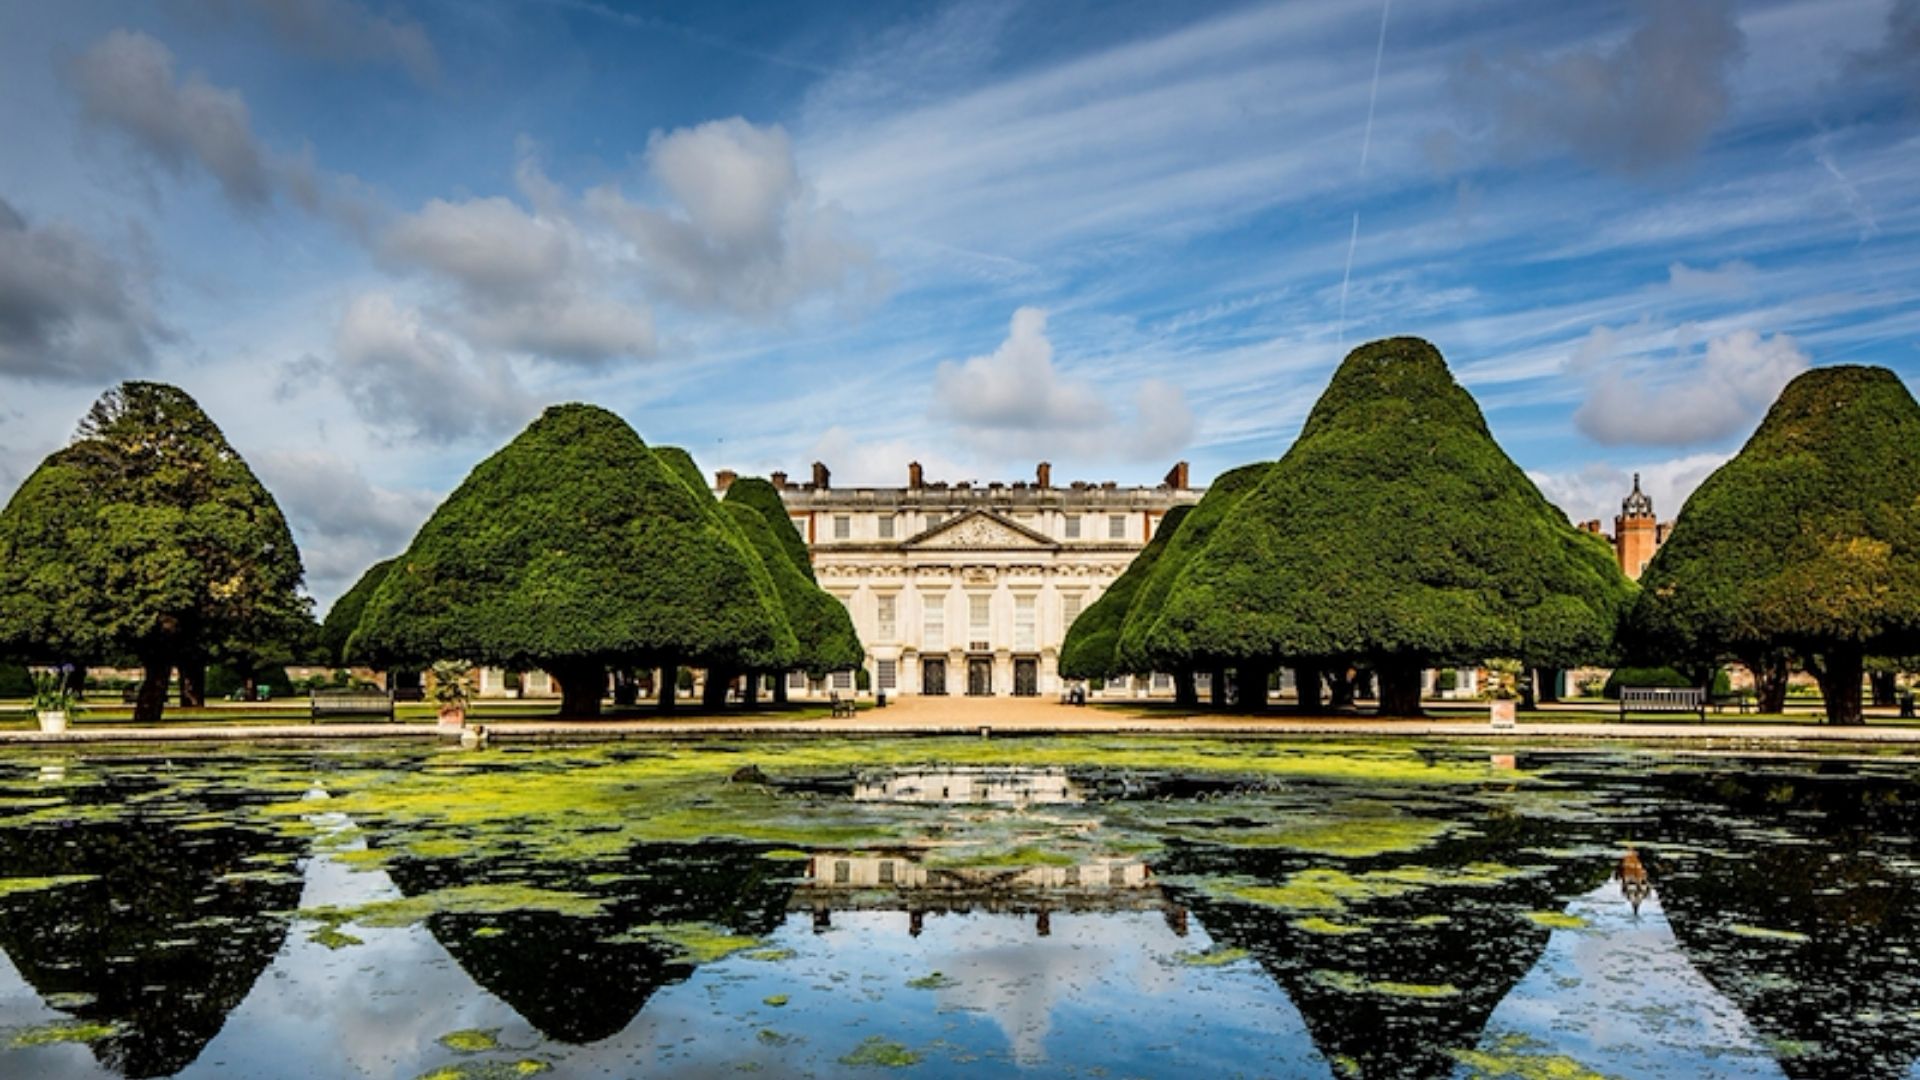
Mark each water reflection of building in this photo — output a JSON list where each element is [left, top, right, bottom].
[[1615, 849, 1652, 916], [854, 767, 1083, 805], [796, 850, 1178, 938]]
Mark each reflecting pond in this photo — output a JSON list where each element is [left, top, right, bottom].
[[3, 738, 1920, 1078]]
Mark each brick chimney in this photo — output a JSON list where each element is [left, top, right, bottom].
[[1036, 461, 1052, 488], [811, 462, 830, 490], [714, 469, 737, 492], [1163, 461, 1190, 489], [908, 461, 923, 489], [770, 471, 787, 490]]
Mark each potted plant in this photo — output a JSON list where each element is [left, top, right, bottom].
[[1483, 658, 1522, 728], [30, 669, 80, 733], [430, 659, 472, 730]]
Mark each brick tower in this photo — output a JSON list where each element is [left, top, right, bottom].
[[1614, 474, 1658, 581]]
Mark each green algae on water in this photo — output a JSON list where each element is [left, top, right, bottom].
[[906, 971, 958, 988], [762, 994, 790, 1008], [607, 922, 765, 963], [838, 1036, 921, 1068], [1173, 946, 1251, 967], [1294, 917, 1368, 936], [1525, 912, 1588, 930], [437, 1029, 500, 1054], [10, 1020, 123, 1048], [414, 1061, 552, 1080], [1314, 970, 1461, 999], [0, 874, 98, 898], [1728, 923, 1809, 943]]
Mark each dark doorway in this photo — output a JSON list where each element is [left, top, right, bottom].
[[967, 658, 993, 697], [922, 658, 946, 696], [1014, 658, 1038, 697]]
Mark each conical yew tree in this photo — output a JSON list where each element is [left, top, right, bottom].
[[1060, 504, 1192, 681], [1136, 337, 1630, 716], [1629, 365, 1920, 724], [351, 405, 789, 716]]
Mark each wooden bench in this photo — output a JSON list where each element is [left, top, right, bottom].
[[1618, 686, 1706, 721], [310, 689, 395, 722], [829, 693, 857, 718], [1711, 691, 1754, 715]]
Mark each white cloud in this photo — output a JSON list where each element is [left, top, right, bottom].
[[934, 308, 1109, 431], [1570, 326, 1808, 446], [586, 118, 878, 317], [326, 292, 535, 444], [381, 197, 572, 297], [252, 449, 440, 609], [1666, 259, 1756, 295], [0, 196, 171, 381], [1451, 0, 1747, 173], [1528, 452, 1731, 526], [931, 307, 1194, 463], [64, 29, 373, 221]]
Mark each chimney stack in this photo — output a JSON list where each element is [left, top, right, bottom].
[[908, 461, 924, 489], [810, 462, 830, 490], [770, 471, 787, 490], [1163, 461, 1190, 489], [714, 469, 737, 493], [1036, 461, 1052, 488]]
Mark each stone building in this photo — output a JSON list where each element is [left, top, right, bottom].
[[1576, 474, 1673, 582], [743, 460, 1203, 698]]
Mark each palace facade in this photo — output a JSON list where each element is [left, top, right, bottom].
[[740, 460, 1203, 699]]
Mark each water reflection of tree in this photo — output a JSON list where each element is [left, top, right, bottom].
[[0, 815, 304, 1078], [381, 841, 795, 1044], [1164, 808, 1610, 1078], [1647, 768, 1920, 1080]]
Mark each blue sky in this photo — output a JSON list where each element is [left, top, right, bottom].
[[1, 0, 1916, 607]]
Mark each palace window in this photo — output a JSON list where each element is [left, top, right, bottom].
[[877, 659, 897, 691], [1015, 595, 1036, 650], [1109, 514, 1126, 539], [970, 594, 991, 640], [876, 594, 896, 640], [878, 514, 896, 539], [833, 515, 851, 540], [1064, 515, 1082, 539], [831, 670, 853, 690], [1062, 593, 1084, 629], [789, 671, 807, 689], [926, 512, 944, 530], [924, 602, 945, 650], [1152, 672, 1171, 689]]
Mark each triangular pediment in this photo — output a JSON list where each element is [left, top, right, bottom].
[[904, 510, 1058, 551]]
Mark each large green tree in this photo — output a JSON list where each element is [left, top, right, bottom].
[[1628, 366, 1920, 724], [0, 383, 309, 723], [1135, 337, 1631, 717], [1060, 505, 1192, 682], [319, 557, 396, 666], [350, 405, 791, 716], [722, 476, 855, 703]]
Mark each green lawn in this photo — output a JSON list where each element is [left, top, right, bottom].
[[0, 698, 844, 730]]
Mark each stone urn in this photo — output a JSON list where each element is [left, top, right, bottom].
[[1489, 699, 1516, 729], [36, 710, 68, 734]]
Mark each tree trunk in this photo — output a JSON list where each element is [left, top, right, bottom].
[[658, 663, 677, 712], [243, 674, 259, 702], [703, 667, 731, 710], [1355, 668, 1376, 701], [1739, 651, 1791, 715], [133, 659, 170, 725], [1870, 670, 1898, 708], [1327, 667, 1355, 709], [1294, 664, 1323, 714], [1236, 663, 1272, 714], [1174, 670, 1199, 709], [1376, 661, 1425, 718], [1209, 666, 1228, 710], [612, 669, 639, 707], [64, 664, 88, 701], [773, 671, 789, 706], [1810, 647, 1866, 725], [553, 661, 605, 718], [744, 671, 761, 708], [178, 657, 206, 708]]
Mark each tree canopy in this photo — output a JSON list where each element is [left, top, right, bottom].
[[722, 479, 860, 677], [1628, 365, 1920, 723], [319, 557, 396, 666], [724, 476, 814, 582], [0, 382, 309, 722], [1060, 505, 1192, 680], [350, 405, 791, 715], [1113, 464, 1269, 676], [1132, 337, 1631, 715]]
